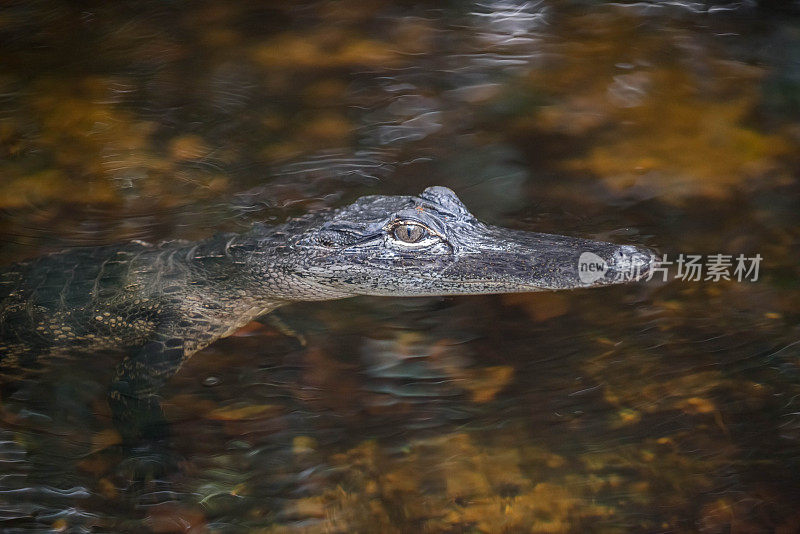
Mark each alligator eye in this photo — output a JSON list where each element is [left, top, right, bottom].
[[393, 223, 426, 243]]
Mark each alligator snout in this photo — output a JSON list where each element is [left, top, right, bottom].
[[606, 245, 659, 282]]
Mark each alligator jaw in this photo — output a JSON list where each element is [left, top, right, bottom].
[[388, 225, 658, 295]]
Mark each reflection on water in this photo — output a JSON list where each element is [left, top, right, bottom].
[[1, 0, 800, 531]]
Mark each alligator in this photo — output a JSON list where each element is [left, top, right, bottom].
[[0, 187, 654, 440]]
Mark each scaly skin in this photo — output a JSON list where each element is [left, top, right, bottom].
[[0, 187, 655, 440]]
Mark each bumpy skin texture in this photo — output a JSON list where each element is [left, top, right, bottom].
[[0, 236, 284, 439], [0, 187, 654, 440]]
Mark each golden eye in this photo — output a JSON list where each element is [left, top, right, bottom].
[[393, 223, 426, 243]]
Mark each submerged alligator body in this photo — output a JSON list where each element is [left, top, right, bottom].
[[0, 187, 654, 438]]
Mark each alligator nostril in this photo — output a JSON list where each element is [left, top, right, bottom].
[[609, 246, 657, 278]]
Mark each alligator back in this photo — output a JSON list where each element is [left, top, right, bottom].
[[0, 242, 163, 366]]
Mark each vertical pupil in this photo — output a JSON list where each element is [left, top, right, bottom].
[[395, 224, 424, 242]]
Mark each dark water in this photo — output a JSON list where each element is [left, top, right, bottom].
[[1, 0, 800, 532]]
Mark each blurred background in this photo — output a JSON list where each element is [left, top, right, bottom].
[[1, 0, 799, 532]]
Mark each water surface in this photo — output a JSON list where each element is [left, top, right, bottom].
[[1, 1, 800, 532]]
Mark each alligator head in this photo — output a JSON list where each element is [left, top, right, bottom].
[[258, 186, 656, 300]]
